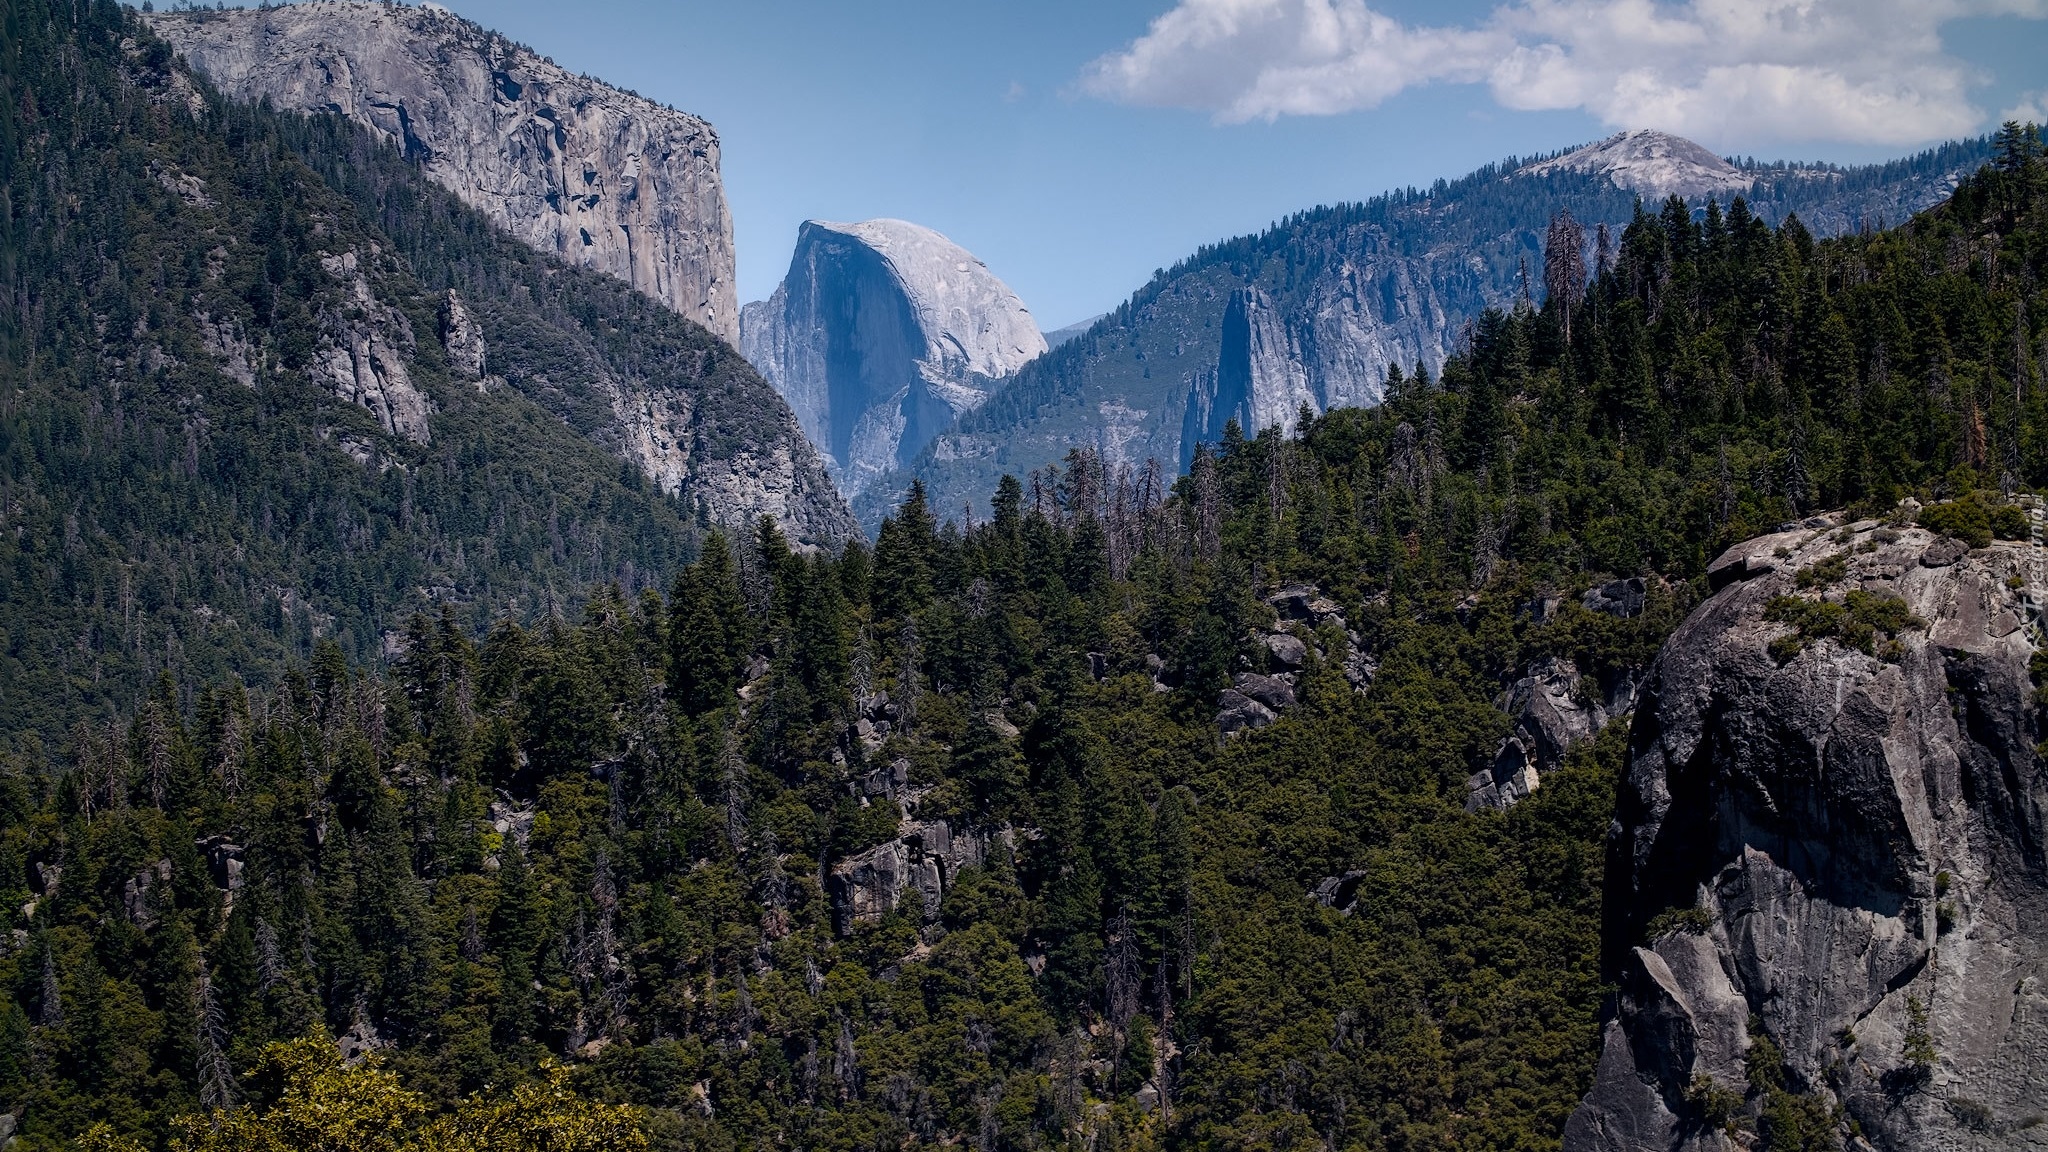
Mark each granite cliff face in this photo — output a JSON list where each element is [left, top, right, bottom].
[[150, 0, 739, 342], [1181, 273, 1446, 463], [312, 247, 432, 443], [1567, 513, 2048, 1151], [146, 6, 852, 547], [741, 219, 1046, 497]]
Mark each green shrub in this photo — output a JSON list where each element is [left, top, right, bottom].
[[1764, 592, 1925, 662], [1647, 906, 1716, 940], [1794, 553, 1849, 588], [1904, 996, 1936, 1066], [1919, 493, 2030, 548], [1685, 1074, 1742, 1132], [1748, 1026, 1843, 1150]]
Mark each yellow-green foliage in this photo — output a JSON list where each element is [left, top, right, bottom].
[[160, 1039, 644, 1152]]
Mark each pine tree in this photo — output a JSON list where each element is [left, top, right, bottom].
[[874, 482, 938, 624], [1544, 207, 1589, 341]]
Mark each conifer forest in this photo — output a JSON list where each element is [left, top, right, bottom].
[[2, 1, 2047, 1149]]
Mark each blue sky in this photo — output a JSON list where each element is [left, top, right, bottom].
[[417, 0, 2046, 330]]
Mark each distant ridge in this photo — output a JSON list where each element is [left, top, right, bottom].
[[854, 130, 1996, 532], [1044, 316, 1106, 348]]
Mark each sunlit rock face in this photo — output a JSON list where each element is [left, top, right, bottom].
[[741, 219, 1046, 497], [150, 0, 739, 342], [1522, 129, 1756, 201], [1567, 514, 2048, 1152]]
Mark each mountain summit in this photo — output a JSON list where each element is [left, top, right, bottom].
[[741, 219, 1046, 497], [1522, 128, 1755, 201]]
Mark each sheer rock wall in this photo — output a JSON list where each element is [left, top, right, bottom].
[[1566, 515, 2048, 1151], [151, 0, 739, 343]]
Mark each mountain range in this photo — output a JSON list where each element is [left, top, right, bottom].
[[849, 129, 1995, 530], [144, 5, 1999, 541]]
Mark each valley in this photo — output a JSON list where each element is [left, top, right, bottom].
[[0, 2, 2043, 1151]]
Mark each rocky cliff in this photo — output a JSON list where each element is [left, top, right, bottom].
[[2, 0, 862, 751], [741, 219, 1046, 497], [1566, 512, 2048, 1151], [1180, 274, 1445, 464], [149, 0, 739, 343]]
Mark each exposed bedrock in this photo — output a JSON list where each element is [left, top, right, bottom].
[[150, 0, 739, 342], [1566, 514, 2048, 1151], [740, 219, 1045, 497], [830, 819, 1003, 934], [1180, 277, 1447, 467]]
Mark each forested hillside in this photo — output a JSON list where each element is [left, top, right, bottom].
[[0, 0, 847, 758], [3, 2, 2046, 1150]]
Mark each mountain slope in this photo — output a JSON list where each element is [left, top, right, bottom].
[[279, 109, 854, 546], [149, 0, 741, 343], [858, 132, 1994, 531], [0, 0, 848, 752], [5, 126, 2039, 1150]]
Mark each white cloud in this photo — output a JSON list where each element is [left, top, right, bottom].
[[1082, 0, 2048, 147], [2005, 90, 2048, 124]]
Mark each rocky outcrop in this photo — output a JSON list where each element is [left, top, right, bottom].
[[830, 819, 999, 933], [122, 859, 173, 928], [314, 248, 431, 443], [740, 219, 1046, 497], [1565, 513, 2048, 1151], [1219, 583, 1380, 735], [150, 0, 738, 342], [1218, 672, 1295, 734], [440, 290, 487, 385], [1468, 656, 1637, 812], [1583, 576, 1650, 619], [1471, 576, 1656, 810], [1267, 582, 1377, 691]]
